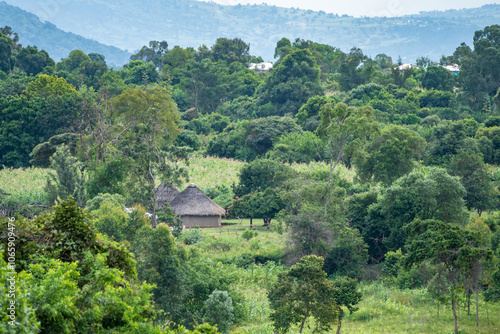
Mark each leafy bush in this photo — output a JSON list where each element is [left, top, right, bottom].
[[203, 290, 234, 333], [241, 228, 257, 240], [179, 227, 205, 245]]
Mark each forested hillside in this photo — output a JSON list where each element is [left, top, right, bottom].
[[0, 2, 130, 65], [4, 0, 500, 62], [2, 21, 500, 333]]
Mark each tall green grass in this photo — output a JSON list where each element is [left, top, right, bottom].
[[0, 167, 49, 205]]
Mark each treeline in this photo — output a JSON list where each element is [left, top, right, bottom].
[[1, 24, 500, 333]]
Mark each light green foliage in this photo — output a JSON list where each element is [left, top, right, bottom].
[[268, 255, 339, 333], [45, 145, 85, 207], [24, 259, 80, 333], [354, 125, 426, 185], [317, 102, 379, 182], [0, 252, 39, 334], [203, 290, 234, 333], [24, 253, 158, 333], [280, 179, 346, 262], [179, 227, 205, 245], [267, 131, 324, 164], [241, 229, 258, 241], [91, 197, 128, 242], [111, 86, 187, 222]]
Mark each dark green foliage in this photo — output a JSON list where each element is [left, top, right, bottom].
[[203, 290, 234, 333], [426, 119, 479, 165], [338, 48, 372, 91], [233, 159, 293, 197], [0, 26, 18, 73], [476, 126, 500, 164], [133, 224, 188, 322], [85, 157, 131, 200], [175, 130, 202, 150], [421, 66, 455, 91], [29, 132, 79, 168], [229, 188, 283, 226], [268, 255, 339, 333], [460, 25, 500, 109], [259, 49, 323, 116], [361, 168, 468, 261], [130, 40, 168, 67], [354, 125, 426, 185], [186, 113, 230, 135], [331, 276, 362, 333], [16, 46, 55, 76], [419, 89, 454, 108], [324, 228, 368, 279], [449, 148, 498, 214], [211, 37, 250, 65]]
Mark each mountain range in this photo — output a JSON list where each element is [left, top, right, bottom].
[[0, 1, 130, 66], [2, 0, 500, 66]]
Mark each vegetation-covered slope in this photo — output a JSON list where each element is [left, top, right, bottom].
[[4, 0, 500, 62], [0, 1, 130, 66]]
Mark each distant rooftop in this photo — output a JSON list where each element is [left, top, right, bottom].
[[249, 62, 273, 72]]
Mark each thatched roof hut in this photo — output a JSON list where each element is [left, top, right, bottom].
[[155, 182, 179, 208], [169, 184, 225, 227]]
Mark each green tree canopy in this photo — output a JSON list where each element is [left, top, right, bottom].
[[268, 255, 339, 333], [354, 125, 426, 185]]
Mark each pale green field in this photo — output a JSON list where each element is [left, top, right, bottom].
[[0, 154, 354, 204], [0, 167, 48, 204]]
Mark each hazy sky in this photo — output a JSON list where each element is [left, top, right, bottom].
[[198, 0, 500, 17]]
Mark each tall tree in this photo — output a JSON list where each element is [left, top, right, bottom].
[[111, 87, 187, 225], [317, 102, 379, 183], [268, 255, 339, 333], [259, 49, 323, 116], [404, 219, 494, 334], [354, 125, 426, 185]]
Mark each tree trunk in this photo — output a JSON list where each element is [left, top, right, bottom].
[[299, 308, 310, 333], [452, 296, 459, 334], [250, 217, 252, 229], [336, 317, 342, 334]]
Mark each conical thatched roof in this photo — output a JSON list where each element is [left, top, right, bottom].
[[169, 184, 225, 216], [155, 182, 179, 208]]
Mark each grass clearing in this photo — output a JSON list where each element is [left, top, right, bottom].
[[0, 167, 49, 205]]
